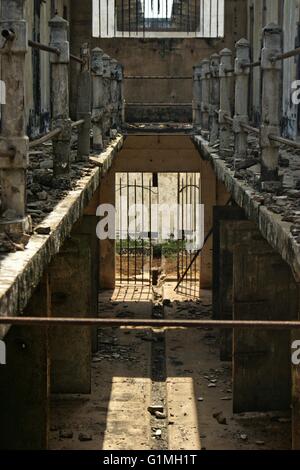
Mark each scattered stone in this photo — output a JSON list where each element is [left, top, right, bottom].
[[154, 429, 162, 438], [240, 434, 248, 441], [208, 383, 216, 388], [155, 411, 167, 420], [213, 412, 227, 425], [37, 191, 48, 201], [78, 433, 93, 442], [197, 397, 204, 402], [256, 441, 265, 446], [59, 430, 74, 439]]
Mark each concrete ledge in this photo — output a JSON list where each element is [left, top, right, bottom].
[[0, 135, 124, 338], [193, 135, 300, 282]]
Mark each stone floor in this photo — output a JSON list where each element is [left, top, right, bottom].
[[49, 283, 291, 450]]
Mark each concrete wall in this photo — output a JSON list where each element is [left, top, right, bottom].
[[247, 0, 300, 137], [70, 0, 248, 122]]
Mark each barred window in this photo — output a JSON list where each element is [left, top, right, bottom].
[[93, 0, 224, 38]]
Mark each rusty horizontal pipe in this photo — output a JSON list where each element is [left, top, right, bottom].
[[126, 103, 192, 107], [240, 61, 260, 69], [70, 53, 85, 65], [240, 122, 260, 135], [224, 114, 234, 124], [269, 134, 300, 150], [124, 76, 192, 80], [272, 46, 300, 62], [28, 40, 60, 56], [29, 128, 62, 149], [0, 317, 300, 330], [71, 119, 85, 128]]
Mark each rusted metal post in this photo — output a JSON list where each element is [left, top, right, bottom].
[[0, 0, 30, 233], [49, 15, 71, 185], [233, 39, 250, 165], [200, 59, 210, 135], [219, 48, 233, 158], [76, 43, 91, 161], [193, 63, 202, 131], [91, 47, 104, 151], [210, 53, 220, 144], [260, 24, 282, 191]]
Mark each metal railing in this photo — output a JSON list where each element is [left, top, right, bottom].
[[193, 27, 300, 189]]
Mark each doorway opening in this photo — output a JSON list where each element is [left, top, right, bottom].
[[115, 171, 202, 298]]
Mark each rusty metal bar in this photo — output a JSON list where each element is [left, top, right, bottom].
[[124, 76, 192, 80], [240, 60, 260, 69], [71, 119, 85, 128], [223, 114, 234, 124], [126, 103, 192, 107], [29, 127, 62, 149], [272, 46, 300, 62], [0, 317, 300, 329], [29, 120, 83, 150], [240, 122, 260, 135], [269, 134, 300, 150], [70, 53, 85, 65], [175, 197, 232, 292], [28, 39, 60, 56]]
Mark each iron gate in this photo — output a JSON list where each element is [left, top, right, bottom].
[[115, 172, 202, 295]]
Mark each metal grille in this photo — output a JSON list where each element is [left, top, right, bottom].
[[93, 0, 224, 38], [115, 173, 156, 285], [116, 172, 202, 295], [175, 173, 201, 298]]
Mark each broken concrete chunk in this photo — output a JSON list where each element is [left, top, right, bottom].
[[59, 430, 74, 439], [35, 226, 51, 235], [213, 412, 227, 425], [78, 433, 93, 442]]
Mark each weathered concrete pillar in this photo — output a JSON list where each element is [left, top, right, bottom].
[[233, 240, 298, 413], [0, 0, 30, 232], [219, 48, 233, 159], [260, 24, 282, 190], [233, 39, 250, 165], [102, 54, 112, 144], [292, 321, 300, 450], [212, 208, 266, 361], [0, 275, 51, 450], [84, 191, 101, 353], [77, 43, 92, 161], [209, 54, 220, 145], [99, 170, 116, 290], [49, 15, 71, 184], [49, 219, 94, 394], [193, 63, 202, 131], [92, 47, 104, 151], [200, 59, 210, 135], [292, 299, 300, 450], [110, 58, 119, 132]]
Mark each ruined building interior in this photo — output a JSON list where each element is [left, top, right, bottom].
[[2, 0, 300, 454]]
